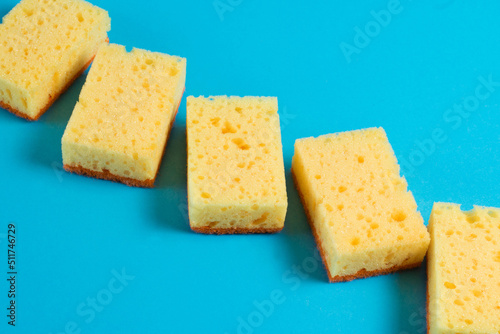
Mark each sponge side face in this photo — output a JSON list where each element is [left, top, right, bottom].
[[428, 203, 500, 334], [0, 0, 110, 119], [62, 43, 186, 186], [186, 96, 287, 233], [292, 127, 430, 281]]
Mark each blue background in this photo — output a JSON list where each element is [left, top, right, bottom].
[[1, 0, 499, 333]]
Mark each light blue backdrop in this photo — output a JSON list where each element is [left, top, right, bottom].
[[0, 0, 499, 333]]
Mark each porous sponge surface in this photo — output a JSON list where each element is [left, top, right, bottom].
[[186, 96, 287, 231], [0, 0, 110, 119], [292, 127, 430, 278], [62, 43, 186, 183], [428, 203, 500, 334]]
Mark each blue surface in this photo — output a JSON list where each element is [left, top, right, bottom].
[[1, 0, 499, 333]]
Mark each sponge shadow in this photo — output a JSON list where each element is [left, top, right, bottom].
[[281, 169, 330, 282], [395, 263, 428, 334], [27, 73, 87, 170], [0, 5, 11, 17], [150, 121, 191, 232]]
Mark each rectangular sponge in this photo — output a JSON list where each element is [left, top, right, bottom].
[[427, 203, 500, 334], [292, 127, 430, 282], [0, 0, 110, 120], [186, 96, 287, 234], [62, 43, 186, 187]]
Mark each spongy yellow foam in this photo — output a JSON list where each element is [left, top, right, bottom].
[[62, 43, 186, 185], [0, 0, 110, 119], [186, 96, 287, 232], [428, 202, 500, 334], [292, 127, 430, 280]]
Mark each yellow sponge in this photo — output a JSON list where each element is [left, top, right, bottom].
[[186, 96, 287, 234], [62, 43, 186, 187], [0, 0, 110, 120], [427, 202, 500, 334], [292, 127, 430, 282]]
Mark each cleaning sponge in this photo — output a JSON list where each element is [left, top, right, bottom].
[[0, 0, 110, 120], [62, 43, 186, 187], [292, 127, 430, 282], [427, 202, 500, 334], [186, 96, 287, 234]]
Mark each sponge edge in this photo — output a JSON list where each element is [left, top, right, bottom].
[[186, 96, 287, 234], [62, 43, 186, 187], [427, 202, 500, 334], [292, 127, 430, 282], [0, 0, 111, 120]]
